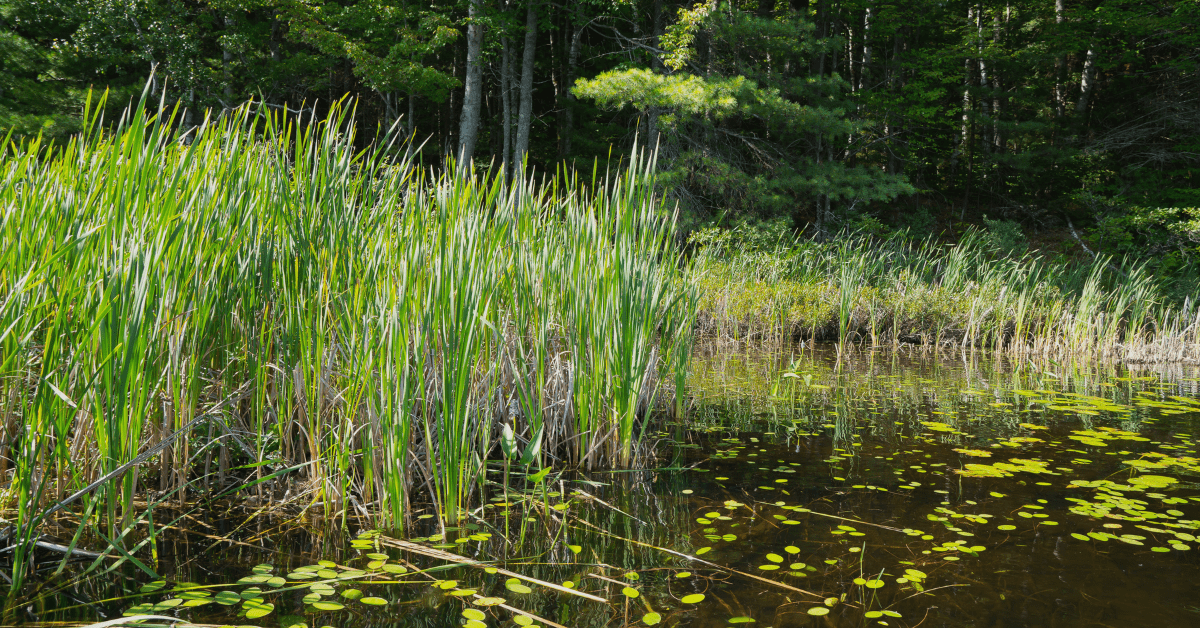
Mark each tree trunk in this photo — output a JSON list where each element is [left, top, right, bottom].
[[859, 3, 872, 92], [815, 0, 827, 77], [223, 14, 234, 108], [961, 4, 975, 151], [515, 0, 538, 178], [457, 0, 485, 170], [1076, 44, 1097, 116], [1054, 0, 1065, 118], [270, 16, 282, 63], [501, 35, 514, 180], [977, 5, 989, 155], [562, 3, 584, 160], [653, 0, 664, 72], [992, 10, 1003, 153]]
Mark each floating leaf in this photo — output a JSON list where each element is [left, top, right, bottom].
[[474, 597, 507, 607], [807, 608, 830, 616], [140, 581, 167, 594], [622, 587, 640, 598], [360, 597, 387, 606], [644, 612, 662, 625], [311, 602, 344, 611], [215, 591, 242, 606], [244, 601, 275, 620], [506, 582, 533, 594], [681, 594, 706, 604], [463, 609, 487, 621], [728, 617, 755, 623]]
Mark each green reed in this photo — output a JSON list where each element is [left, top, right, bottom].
[[690, 229, 1199, 363], [0, 92, 694, 588]]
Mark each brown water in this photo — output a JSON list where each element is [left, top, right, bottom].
[[16, 345, 1200, 628]]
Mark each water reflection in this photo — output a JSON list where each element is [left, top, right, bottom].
[[15, 344, 1200, 628]]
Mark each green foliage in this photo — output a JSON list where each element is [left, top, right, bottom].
[[0, 95, 694, 591], [690, 229, 1198, 361], [981, 216, 1027, 256], [283, 0, 459, 102], [575, 6, 913, 226]]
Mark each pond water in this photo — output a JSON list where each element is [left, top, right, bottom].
[[22, 344, 1200, 628]]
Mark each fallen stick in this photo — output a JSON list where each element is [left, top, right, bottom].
[[569, 516, 822, 598], [379, 537, 607, 603]]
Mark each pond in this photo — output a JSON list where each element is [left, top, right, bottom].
[[21, 344, 1200, 628]]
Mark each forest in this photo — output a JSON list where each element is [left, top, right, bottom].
[[3, 3, 1200, 627], [3, 1, 1197, 278]]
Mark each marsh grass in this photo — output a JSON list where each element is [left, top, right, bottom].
[[690, 230, 1200, 363], [0, 92, 695, 589]]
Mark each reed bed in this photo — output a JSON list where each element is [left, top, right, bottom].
[[0, 95, 695, 588], [690, 230, 1200, 363]]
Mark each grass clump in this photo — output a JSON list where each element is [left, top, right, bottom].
[[0, 93, 695, 589], [689, 228, 1199, 363]]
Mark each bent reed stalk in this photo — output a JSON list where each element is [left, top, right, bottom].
[[691, 230, 1200, 363], [0, 92, 696, 586]]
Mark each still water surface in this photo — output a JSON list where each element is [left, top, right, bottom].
[[32, 345, 1200, 628]]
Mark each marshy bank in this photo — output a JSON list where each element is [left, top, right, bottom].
[[2, 103, 1200, 628], [688, 228, 1200, 363], [0, 100, 693, 591]]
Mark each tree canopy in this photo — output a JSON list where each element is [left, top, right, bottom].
[[2, 0, 1197, 275]]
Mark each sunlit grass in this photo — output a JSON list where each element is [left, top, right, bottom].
[[689, 229, 1199, 363], [0, 93, 695, 589]]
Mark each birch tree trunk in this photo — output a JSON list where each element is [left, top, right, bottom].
[[1054, 0, 1065, 118], [457, 0, 485, 170], [514, 0, 538, 178], [1076, 45, 1097, 116], [859, 3, 873, 92], [961, 4, 975, 151], [977, 5, 989, 154]]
